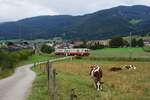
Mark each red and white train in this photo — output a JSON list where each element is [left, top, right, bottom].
[[55, 48, 90, 56]]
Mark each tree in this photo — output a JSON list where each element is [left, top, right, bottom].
[[137, 38, 144, 47], [123, 40, 129, 47], [41, 44, 54, 54], [109, 37, 124, 48], [131, 38, 137, 47], [88, 42, 104, 50]]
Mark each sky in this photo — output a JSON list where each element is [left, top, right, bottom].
[[0, 0, 150, 22]]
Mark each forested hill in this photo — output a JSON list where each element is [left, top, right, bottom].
[[0, 5, 150, 40]]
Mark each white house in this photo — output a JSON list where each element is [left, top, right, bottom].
[[144, 40, 150, 46]]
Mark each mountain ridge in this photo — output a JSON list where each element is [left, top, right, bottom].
[[0, 5, 150, 40]]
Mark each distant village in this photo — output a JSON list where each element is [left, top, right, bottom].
[[0, 36, 150, 51]]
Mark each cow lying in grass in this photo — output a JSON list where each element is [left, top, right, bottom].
[[89, 65, 103, 91], [109, 65, 136, 72], [122, 65, 136, 70]]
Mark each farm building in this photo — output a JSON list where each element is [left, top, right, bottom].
[[54, 42, 74, 49], [73, 41, 84, 47], [144, 40, 150, 46], [87, 39, 110, 46]]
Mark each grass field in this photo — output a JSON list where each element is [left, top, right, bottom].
[[90, 48, 150, 59], [28, 59, 150, 100], [20, 54, 57, 65]]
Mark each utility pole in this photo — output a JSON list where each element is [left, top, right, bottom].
[[129, 32, 132, 59], [18, 23, 22, 41], [147, 32, 150, 40], [130, 32, 132, 48]]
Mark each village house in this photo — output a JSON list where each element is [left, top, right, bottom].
[[54, 42, 74, 49], [72, 41, 84, 47], [144, 40, 150, 46], [87, 39, 110, 46]]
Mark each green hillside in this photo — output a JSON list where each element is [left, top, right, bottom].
[[1, 5, 150, 39]]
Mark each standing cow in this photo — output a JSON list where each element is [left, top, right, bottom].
[[89, 64, 103, 91]]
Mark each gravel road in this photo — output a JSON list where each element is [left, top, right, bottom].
[[0, 56, 72, 100], [0, 64, 36, 100]]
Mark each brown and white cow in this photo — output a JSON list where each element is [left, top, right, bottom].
[[122, 65, 136, 70], [89, 65, 103, 91]]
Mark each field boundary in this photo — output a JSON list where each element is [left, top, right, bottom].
[[33, 56, 76, 100], [82, 56, 150, 62]]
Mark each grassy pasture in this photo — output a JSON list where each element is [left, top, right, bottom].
[[29, 59, 150, 100], [143, 46, 150, 52], [20, 54, 56, 64], [90, 48, 150, 59]]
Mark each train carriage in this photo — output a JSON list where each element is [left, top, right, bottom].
[[55, 48, 90, 56]]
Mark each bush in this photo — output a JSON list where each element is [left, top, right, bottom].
[[137, 39, 144, 47], [41, 44, 54, 54], [88, 43, 105, 50], [131, 38, 137, 47], [0, 49, 32, 70], [109, 37, 144, 48], [109, 37, 124, 48], [143, 46, 150, 52]]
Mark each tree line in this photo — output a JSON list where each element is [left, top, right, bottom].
[[74, 41, 105, 50], [109, 37, 144, 48]]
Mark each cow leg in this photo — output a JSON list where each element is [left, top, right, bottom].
[[100, 79, 103, 90], [94, 80, 97, 89], [100, 83, 103, 90], [92, 77, 97, 89], [97, 81, 100, 91]]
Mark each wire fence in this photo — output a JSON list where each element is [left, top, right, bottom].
[[33, 56, 111, 100], [34, 56, 78, 100]]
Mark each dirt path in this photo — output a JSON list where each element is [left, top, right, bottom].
[[0, 64, 36, 100]]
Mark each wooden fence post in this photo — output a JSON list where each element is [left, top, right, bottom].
[[47, 61, 57, 100], [34, 62, 36, 68], [44, 63, 47, 73], [40, 63, 42, 70], [70, 89, 77, 100], [47, 61, 50, 93], [52, 69, 57, 100]]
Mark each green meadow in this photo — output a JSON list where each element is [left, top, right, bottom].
[[28, 59, 150, 100], [90, 48, 150, 59]]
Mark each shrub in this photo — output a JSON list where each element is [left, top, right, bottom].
[[109, 37, 124, 48], [41, 44, 54, 54], [137, 38, 144, 47], [0, 49, 32, 70], [143, 46, 150, 52]]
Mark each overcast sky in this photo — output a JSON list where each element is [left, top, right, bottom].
[[0, 0, 150, 22]]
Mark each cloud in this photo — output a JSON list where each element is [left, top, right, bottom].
[[46, 0, 150, 15], [0, 0, 57, 22], [0, 0, 150, 22]]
